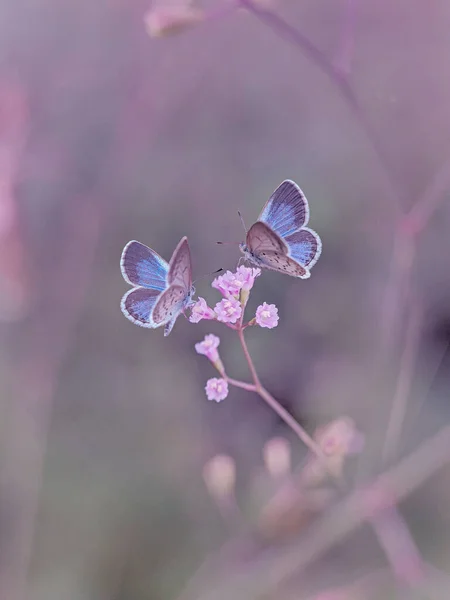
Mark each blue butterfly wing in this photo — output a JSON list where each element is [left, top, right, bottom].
[[285, 228, 322, 268], [121, 287, 161, 328], [121, 240, 168, 291], [259, 180, 309, 238]]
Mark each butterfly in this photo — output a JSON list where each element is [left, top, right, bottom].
[[120, 236, 194, 336], [239, 179, 322, 279]]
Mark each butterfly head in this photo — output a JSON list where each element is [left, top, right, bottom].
[[239, 241, 258, 266], [239, 241, 248, 255], [185, 285, 196, 309]]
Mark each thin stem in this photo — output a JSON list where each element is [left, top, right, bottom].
[[225, 376, 256, 392], [256, 385, 326, 460], [237, 323, 327, 461], [237, 327, 261, 386], [382, 301, 422, 463]]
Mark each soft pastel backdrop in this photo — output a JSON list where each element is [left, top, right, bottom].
[[0, 1, 449, 598]]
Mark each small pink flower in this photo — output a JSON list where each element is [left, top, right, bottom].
[[214, 297, 242, 324], [212, 270, 241, 298], [189, 297, 216, 323], [235, 265, 261, 291], [195, 334, 220, 362], [255, 303, 279, 328], [205, 378, 228, 402]]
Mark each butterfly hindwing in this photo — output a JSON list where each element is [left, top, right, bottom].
[[285, 228, 322, 268], [259, 180, 309, 238], [120, 240, 168, 290], [152, 285, 186, 327], [258, 251, 309, 279], [120, 287, 162, 328]]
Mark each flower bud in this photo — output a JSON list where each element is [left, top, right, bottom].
[[202, 454, 236, 499]]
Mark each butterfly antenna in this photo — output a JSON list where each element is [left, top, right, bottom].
[[216, 211, 246, 244], [238, 210, 247, 233], [193, 268, 223, 284]]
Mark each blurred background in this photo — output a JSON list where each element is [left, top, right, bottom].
[[0, 0, 450, 598]]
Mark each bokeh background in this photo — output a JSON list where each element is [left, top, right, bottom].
[[0, 0, 450, 598]]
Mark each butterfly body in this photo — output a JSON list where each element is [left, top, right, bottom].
[[120, 236, 194, 336], [239, 180, 322, 279]]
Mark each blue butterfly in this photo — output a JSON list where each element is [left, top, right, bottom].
[[239, 179, 322, 278], [120, 236, 194, 336]]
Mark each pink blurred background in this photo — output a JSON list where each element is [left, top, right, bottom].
[[0, 1, 450, 598]]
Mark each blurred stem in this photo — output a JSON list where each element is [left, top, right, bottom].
[[371, 504, 426, 588], [382, 301, 422, 464], [238, 0, 402, 216], [333, 0, 358, 76], [192, 423, 450, 600]]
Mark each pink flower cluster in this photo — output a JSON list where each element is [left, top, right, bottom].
[[212, 266, 261, 297], [189, 266, 271, 326], [191, 265, 281, 403]]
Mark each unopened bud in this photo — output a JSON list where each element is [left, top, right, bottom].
[[144, 5, 204, 38], [263, 437, 291, 477], [202, 454, 236, 500]]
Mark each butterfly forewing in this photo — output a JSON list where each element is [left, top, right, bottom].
[[168, 236, 192, 290], [152, 285, 186, 325], [246, 221, 287, 254], [259, 180, 309, 238], [120, 241, 168, 290], [121, 287, 162, 328]]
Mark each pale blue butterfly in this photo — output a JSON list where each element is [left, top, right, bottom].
[[239, 179, 322, 278], [120, 236, 194, 336]]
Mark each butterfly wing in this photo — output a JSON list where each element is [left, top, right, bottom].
[[167, 236, 192, 291], [258, 251, 309, 279], [285, 228, 322, 268], [259, 180, 309, 238], [121, 287, 162, 328], [246, 221, 288, 255], [246, 222, 309, 278], [121, 240, 168, 291], [152, 284, 188, 336]]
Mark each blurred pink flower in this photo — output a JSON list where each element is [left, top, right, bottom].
[[144, 4, 204, 38], [214, 297, 242, 324], [212, 270, 241, 298], [189, 297, 215, 323], [301, 418, 365, 485], [205, 378, 228, 402], [315, 417, 365, 457], [195, 334, 220, 362], [235, 265, 260, 291], [255, 302, 279, 328]]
